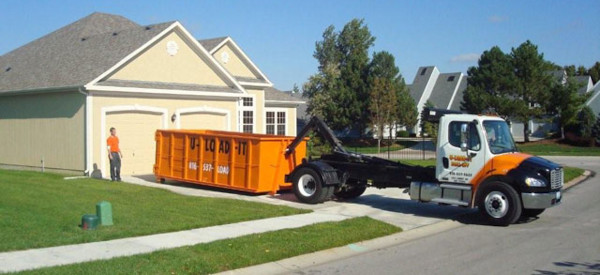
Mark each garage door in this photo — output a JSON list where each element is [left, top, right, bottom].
[[179, 113, 228, 130], [106, 112, 162, 175]]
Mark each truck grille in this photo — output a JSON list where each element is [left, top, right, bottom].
[[550, 168, 563, 190]]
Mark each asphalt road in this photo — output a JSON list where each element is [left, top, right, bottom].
[[296, 156, 600, 275]]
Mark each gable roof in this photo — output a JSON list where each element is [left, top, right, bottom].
[[573, 75, 593, 94], [586, 81, 600, 116], [428, 72, 462, 109], [202, 37, 272, 87], [0, 12, 174, 93], [409, 66, 437, 103], [198, 37, 228, 52], [264, 87, 304, 106]]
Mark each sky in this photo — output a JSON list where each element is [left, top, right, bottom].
[[1, 1, 598, 91]]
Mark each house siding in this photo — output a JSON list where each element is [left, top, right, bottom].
[[109, 31, 229, 87], [0, 91, 85, 172]]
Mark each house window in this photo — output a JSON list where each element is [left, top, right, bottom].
[[243, 97, 253, 107], [420, 68, 427, 75], [243, 111, 253, 133], [266, 111, 286, 135], [447, 76, 455, 81], [239, 97, 254, 133]]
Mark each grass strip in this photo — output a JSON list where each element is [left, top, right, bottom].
[[517, 143, 600, 156], [0, 169, 308, 252], [20, 217, 401, 275]]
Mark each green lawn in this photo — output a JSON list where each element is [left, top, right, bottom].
[[21, 217, 400, 275], [0, 169, 308, 252], [517, 143, 600, 156]]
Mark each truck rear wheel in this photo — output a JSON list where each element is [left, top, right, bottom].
[[292, 168, 332, 204], [478, 181, 522, 226], [335, 184, 367, 200]]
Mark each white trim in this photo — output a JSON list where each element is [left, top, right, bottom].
[[265, 100, 304, 106], [174, 106, 231, 130], [86, 94, 93, 175], [238, 94, 257, 133], [264, 108, 288, 136], [446, 73, 464, 109], [586, 89, 600, 106], [85, 85, 243, 99], [238, 81, 272, 88], [209, 37, 273, 86], [87, 23, 178, 86], [100, 104, 168, 178], [85, 22, 247, 95]]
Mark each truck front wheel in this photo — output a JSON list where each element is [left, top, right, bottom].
[[292, 168, 332, 204], [478, 181, 522, 226]]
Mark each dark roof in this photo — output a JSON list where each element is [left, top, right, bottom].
[[0, 12, 173, 93], [586, 82, 600, 115], [408, 66, 436, 104], [449, 75, 467, 111], [264, 87, 304, 103], [429, 72, 462, 109], [96, 79, 239, 93], [198, 37, 228, 52], [573, 75, 592, 94]]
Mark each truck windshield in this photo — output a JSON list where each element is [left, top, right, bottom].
[[483, 120, 517, 154]]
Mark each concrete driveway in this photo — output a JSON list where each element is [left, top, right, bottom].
[[124, 175, 473, 231]]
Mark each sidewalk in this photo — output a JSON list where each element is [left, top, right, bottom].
[[0, 212, 349, 273]]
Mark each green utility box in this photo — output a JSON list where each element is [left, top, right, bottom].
[[81, 214, 99, 230], [96, 201, 113, 226]]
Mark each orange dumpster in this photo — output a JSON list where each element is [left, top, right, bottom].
[[154, 129, 306, 194]]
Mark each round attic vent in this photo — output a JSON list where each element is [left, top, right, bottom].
[[166, 41, 179, 56], [221, 51, 230, 64]]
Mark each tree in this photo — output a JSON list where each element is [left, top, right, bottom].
[[509, 40, 554, 142], [304, 19, 375, 132], [548, 76, 587, 138], [291, 83, 300, 94], [592, 113, 600, 145], [367, 51, 417, 138], [422, 100, 438, 144], [462, 46, 516, 118], [369, 77, 397, 152], [588, 61, 600, 83], [577, 106, 596, 140]]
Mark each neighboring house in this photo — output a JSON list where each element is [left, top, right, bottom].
[[287, 91, 309, 133], [408, 66, 467, 135], [586, 81, 600, 116], [510, 71, 596, 141], [0, 12, 302, 177]]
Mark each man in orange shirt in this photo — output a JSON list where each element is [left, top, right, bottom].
[[107, 127, 123, 181]]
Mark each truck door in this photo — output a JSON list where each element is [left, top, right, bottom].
[[436, 121, 487, 184]]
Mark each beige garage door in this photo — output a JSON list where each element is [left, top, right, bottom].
[[106, 112, 162, 175], [179, 113, 228, 130]]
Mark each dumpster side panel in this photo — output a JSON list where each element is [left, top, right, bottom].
[[154, 129, 306, 194]]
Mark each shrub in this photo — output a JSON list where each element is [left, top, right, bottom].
[[396, 130, 410, 138]]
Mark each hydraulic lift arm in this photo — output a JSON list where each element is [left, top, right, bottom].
[[285, 116, 349, 156]]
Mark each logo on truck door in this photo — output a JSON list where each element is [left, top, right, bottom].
[[449, 154, 471, 167]]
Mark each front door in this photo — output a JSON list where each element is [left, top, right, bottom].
[[436, 121, 487, 184]]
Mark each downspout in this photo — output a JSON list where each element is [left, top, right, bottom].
[[77, 87, 91, 177]]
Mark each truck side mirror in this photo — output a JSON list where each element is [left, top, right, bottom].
[[460, 123, 468, 152]]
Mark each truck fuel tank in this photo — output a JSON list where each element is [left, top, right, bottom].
[[409, 182, 472, 207]]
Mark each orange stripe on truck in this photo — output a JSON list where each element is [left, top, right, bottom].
[[470, 152, 532, 190]]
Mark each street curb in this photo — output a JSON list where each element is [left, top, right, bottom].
[[216, 219, 464, 275], [563, 170, 593, 191], [219, 169, 592, 275]]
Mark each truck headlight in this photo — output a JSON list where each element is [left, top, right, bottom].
[[525, 177, 546, 187]]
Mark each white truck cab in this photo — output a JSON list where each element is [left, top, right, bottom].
[[410, 113, 563, 225]]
